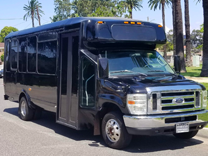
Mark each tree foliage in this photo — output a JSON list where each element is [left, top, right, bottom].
[[148, 0, 171, 10], [191, 29, 203, 49], [0, 26, 18, 42], [1, 54, 4, 62], [157, 30, 174, 52], [51, 0, 143, 22], [123, 0, 143, 18], [51, 0, 71, 22], [200, 24, 204, 33]]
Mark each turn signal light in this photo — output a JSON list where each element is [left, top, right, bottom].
[[128, 101, 135, 105], [158, 25, 163, 27]]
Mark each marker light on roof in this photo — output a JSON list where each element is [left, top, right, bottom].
[[124, 21, 129, 24], [137, 22, 142, 25], [131, 22, 135, 24], [158, 25, 163, 27]]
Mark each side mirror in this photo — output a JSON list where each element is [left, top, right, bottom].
[[98, 58, 109, 78], [174, 55, 181, 74]]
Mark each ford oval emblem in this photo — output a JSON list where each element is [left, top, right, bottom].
[[173, 98, 184, 104]]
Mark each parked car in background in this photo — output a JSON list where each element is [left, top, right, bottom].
[[0, 69, 3, 78]]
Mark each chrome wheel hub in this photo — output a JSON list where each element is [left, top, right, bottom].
[[105, 119, 121, 142], [21, 101, 26, 117]]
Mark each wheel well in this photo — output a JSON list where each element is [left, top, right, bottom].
[[98, 103, 123, 120], [19, 92, 35, 109], [19, 93, 26, 103]]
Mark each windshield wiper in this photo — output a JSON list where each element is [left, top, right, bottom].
[[110, 70, 134, 74], [110, 70, 147, 77], [148, 70, 164, 72]]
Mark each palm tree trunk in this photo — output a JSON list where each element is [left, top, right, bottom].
[[184, 0, 192, 67], [175, 0, 186, 72], [36, 6, 41, 26], [162, 1, 167, 60], [172, 0, 176, 56], [130, 3, 133, 19], [32, 11, 34, 27], [200, 0, 208, 76]]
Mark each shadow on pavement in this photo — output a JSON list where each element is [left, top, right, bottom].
[[125, 135, 203, 153], [4, 107, 204, 153], [4, 107, 104, 147]]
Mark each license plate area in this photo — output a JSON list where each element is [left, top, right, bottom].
[[176, 123, 189, 133]]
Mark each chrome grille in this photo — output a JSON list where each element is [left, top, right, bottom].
[[146, 85, 203, 115], [161, 91, 197, 111]]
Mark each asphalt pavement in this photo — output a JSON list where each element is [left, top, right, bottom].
[[0, 79, 208, 156]]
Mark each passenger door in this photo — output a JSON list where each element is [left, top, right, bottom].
[[57, 31, 79, 128], [80, 57, 96, 108]]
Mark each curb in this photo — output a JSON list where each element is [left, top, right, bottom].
[[197, 128, 208, 138]]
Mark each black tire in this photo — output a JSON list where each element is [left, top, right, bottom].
[[19, 96, 34, 121], [102, 111, 132, 149], [173, 130, 198, 139]]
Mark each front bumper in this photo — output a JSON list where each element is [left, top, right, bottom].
[[123, 110, 208, 135]]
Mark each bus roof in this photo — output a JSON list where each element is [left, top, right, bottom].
[[5, 17, 150, 39]]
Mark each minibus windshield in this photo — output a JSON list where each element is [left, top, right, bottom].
[[100, 50, 175, 77]]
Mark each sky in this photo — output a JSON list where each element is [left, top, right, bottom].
[[0, 0, 204, 33]]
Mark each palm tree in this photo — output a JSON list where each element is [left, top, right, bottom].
[[173, 0, 186, 72], [23, 0, 44, 27], [36, 1, 44, 26], [172, 0, 176, 55], [148, 0, 171, 60], [124, 0, 143, 19], [184, 0, 191, 67], [200, 0, 208, 76]]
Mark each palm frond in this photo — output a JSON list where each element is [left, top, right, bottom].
[[23, 0, 44, 24]]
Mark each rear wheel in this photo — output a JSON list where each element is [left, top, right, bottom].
[[102, 112, 132, 149], [173, 130, 198, 139], [19, 97, 34, 121]]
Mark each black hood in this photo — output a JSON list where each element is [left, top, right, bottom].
[[103, 76, 205, 94]]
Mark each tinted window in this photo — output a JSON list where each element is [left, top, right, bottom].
[[38, 32, 57, 41], [80, 57, 95, 107], [5, 41, 10, 71], [12, 39, 18, 46], [11, 39, 18, 69], [28, 36, 37, 72], [112, 25, 156, 41], [72, 36, 79, 95], [19, 38, 27, 72], [38, 41, 57, 74]]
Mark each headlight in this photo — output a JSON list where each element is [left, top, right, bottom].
[[202, 90, 207, 108], [127, 94, 147, 115]]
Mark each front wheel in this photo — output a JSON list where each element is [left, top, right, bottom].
[[102, 112, 132, 149], [173, 130, 198, 139]]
